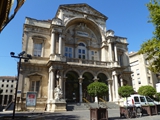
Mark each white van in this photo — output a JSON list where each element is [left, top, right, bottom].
[[123, 94, 159, 107]]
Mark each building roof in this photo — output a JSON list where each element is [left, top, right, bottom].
[[0, 76, 16, 80]]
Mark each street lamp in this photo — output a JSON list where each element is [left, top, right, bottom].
[[10, 51, 32, 119]]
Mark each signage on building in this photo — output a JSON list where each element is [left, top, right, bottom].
[[26, 92, 37, 107], [156, 83, 160, 93]]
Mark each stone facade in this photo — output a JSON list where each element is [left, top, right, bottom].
[[19, 3, 132, 111], [129, 52, 158, 92]]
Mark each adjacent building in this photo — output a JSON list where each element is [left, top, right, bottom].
[[0, 76, 16, 109], [19, 3, 132, 111], [129, 52, 158, 91]]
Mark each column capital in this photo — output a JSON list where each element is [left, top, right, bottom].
[[78, 76, 84, 83], [108, 79, 113, 85], [49, 66, 56, 72], [93, 76, 99, 81]]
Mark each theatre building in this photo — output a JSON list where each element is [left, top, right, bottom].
[[19, 3, 132, 111]]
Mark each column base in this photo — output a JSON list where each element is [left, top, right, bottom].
[[47, 99, 66, 112]]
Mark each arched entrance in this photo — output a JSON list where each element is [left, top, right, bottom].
[[82, 72, 94, 102], [65, 71, 79, 102], [97, 73, 109, 101]]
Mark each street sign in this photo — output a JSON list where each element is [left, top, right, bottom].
[[26, 92, 37, 107]]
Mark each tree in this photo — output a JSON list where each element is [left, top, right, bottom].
[[118, 85, 134, 98], [87, 81, 108, 101], [155, 92, 160, 102], [138, 0, 160, 73], [138, 85, 156, 97]]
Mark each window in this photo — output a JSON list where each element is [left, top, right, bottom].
[[11, 85, 13, 88], [138, 78, 141, 84], [2, 79, 4, 82], [78, 43, 86, 59], [32, 36, 46, 57], [148, 77, 151, 84], [31, 81, 40, 94], [6, 85, 8, 87], [130, 60, 139, 66], [12, 80, 14, 83], [118, 54, 123, 65], [6, 90, 8, 93], [1, 84, 4, 87], [131, 73, 134, 77], [136, 69, 140, 75], [91, 51, 98, 60], [134, 97, 139, 102], [10, 90, 13, 93], [34, 43, 42, 57], [65, 47, 73, 58], [140, 97, 146, 102], [146, 96, 153, 102], [147, 69, 150, 74]]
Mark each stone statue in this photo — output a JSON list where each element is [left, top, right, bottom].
[[54, 85, 62, 101]]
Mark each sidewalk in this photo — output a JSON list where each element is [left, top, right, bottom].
[[0, 109, 160, 120]]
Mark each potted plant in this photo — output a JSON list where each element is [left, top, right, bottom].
[[155, 93, 160, 114], [118, 85, 134, 118], [138, 85, 157, 115], [87, 81, 108, 120]]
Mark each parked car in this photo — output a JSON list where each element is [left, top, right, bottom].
[[123, 94, 159, 107]]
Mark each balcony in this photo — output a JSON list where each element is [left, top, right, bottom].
[[66, 58, 119, 68]]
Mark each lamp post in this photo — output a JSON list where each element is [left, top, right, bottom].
[[10, 51, 32, 119]]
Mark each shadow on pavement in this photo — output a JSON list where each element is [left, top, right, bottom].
[[44, 112, 81, 120]]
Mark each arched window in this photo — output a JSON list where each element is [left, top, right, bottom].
[[78, 42, 86, 59]]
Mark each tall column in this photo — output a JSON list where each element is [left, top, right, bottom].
[[114, 43, 118, 61], [58, 34, 62, 55], [108, 79, 112, 102], [50, 30, 56, 55], [49, 67, 55, 100], [114, 74, 119, 101], [109, 42, 113, 61], [111, 77, 115, 101], [79, 76, 83, 103], [47, 72, 51, 111]]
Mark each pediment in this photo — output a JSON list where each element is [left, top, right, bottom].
[[57, 3, 107, 20]]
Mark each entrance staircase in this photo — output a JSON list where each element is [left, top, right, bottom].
[[66, 102, 120, 111]]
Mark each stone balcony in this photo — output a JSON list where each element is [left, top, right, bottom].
[[49, 54, 120, 68], [66, 58, 119, 68]]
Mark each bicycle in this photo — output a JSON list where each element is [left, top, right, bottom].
[[125, 106, 137, 118]]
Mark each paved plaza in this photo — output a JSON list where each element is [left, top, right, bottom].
[[0, 109, 160, 120]]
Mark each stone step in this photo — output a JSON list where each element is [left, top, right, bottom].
[[66, 102, 120, 111]]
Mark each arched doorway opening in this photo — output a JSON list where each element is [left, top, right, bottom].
[[65, 71, 79, 103], [97, 73, 109, 101], [82, 72, 94, 102]]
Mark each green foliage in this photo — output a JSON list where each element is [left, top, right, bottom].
[[138, 0, 160, 73], [87, 81, 108, 97], [155, 92, 160, 101], [118, 85, 134, 98], [138, 85, 156, 97]]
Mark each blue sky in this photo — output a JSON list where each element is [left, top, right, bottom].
[[0, 0, 154, 76]]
